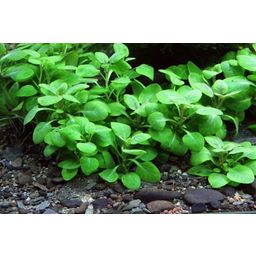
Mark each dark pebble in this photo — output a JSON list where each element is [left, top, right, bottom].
[[60, 198, 82, 208], [17, 173, 32, 185], [103, 188, 114, 197], [134, 188, 182, 203], [112, 183, 125, 193], [16, 201, 29, 214], [209, 200, 221, 210], [221, 186, 236, 197], [240, 180, 256, 197], [0, 201, 10, 208], [184, 188, 224, 205], [92, 198, 111, 208], [191, 203, 206, 213]]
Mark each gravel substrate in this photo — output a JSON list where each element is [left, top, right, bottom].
[[1, 126, 256, 214]]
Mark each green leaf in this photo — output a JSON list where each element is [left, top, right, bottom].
[[63, 94, 80, 103], [196, 106, 223, 116], [130, 133, 151, 145], [156, 90, 187, 105], [80, 156, 99, 176], [168, 133, 188, 156], [16, 85, 37, 97], [59, 125, 82, 141], [76, 142, 97, 156], [76, 64, 100, 77], [187, 61, 202, 74], [38, 96, 62, 106], [95, 52, 109, 64], [43, 145, 58, 157], [33, 122, 52, 144], [138, 147, 158, 161], [159, 69, 184, 86], [147, 112, 166, 131], [237, 55, 256, 71], [227, 164, 255, 184], [191, 147, 213, 166], [93, 126, 115, 147], [212, 80, 228, 95], [188, 165, 212, 177], [123, 94, 140, 110], [24, 106, 48, 125], [4, 64, 35, 82], [108, 102, 126, 116], [101, 151, 115, 169], [99, 167, 119, 183], [138, 83, 161, 103], [221, 60, 244, 77], [136, 64, 154, 80], [110, 43, 129, 63], [135, 162, 161, 183], [177, 86, 202, 103], [199, 115, 223, 135], [182, 132, 204, 152], [58, 159, 80, 169], [190, 82, 214, 97], [111, 122, 131, 140], [121, 148, 146, 156], [149, 127, 174, 146], [245, 160, 256, 175], [1, 50, 27, 61], [83, 100, 109, 121], [205, 136, 223, 149], [44, 130, 66, 147], [110, 77, 131, 90], [208, 173, 230, 188], [61, 168, 78, 181], [121, 172, 141, 190]]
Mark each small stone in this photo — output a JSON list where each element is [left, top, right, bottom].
[[10, 157, 23, 168], [60, 198, 82, 208], [36, 201, 50, 211], [32, 182, 48, 191], [17, 173, 32, 185], [241, 193, 253, 200], [51, 177, 65, 183], [209, 200, 221, 210], [94, 183, 106, 190], [112, 183, 125, 193], [3, 147, 23, 161], [0, 201, 10, 208], [92, 198, 111, 208], [241, 180, 256, 197], [122, 199, 141, 211], [74, 203, 88, 214], [233, 201, 243, 206], [110, 193, 121, 200], [161, 172, 169, 181], [134, 188, 182, 203], [184, 188, 224, 205], [131, 207, 144, 214], [103, 188, 114, 197], [29, 191, 40, 199], [85, 204, 94, 214], [147, 200, 175, 213], [221, 186, 236, 197], [122, 194, 133, 202], [16, 201, 29, 214], [43, 208, 57, 214], [191, 203, 206, 213]]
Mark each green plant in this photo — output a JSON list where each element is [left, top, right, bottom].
[[1, 43, 256, 191], [188, 136, 256, 188]]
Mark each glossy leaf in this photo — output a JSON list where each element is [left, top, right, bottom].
[[136, 64, 154, 80], [227, 164, 254, 184], [135, 162, 161, 183], [208, 173, 230, 188], [182, 132, 204, 152], [121, 172, 141, 190], [80, 156, 99, 176]]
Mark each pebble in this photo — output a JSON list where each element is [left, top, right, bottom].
[[233, 201, 244, 206], [112, 183, 125, 193], [92, 198, 111, 208], [85, 204, 94, 214], [147, 200, 175, 213], [134, 188, 182, 203], [191, 203, 206, 213], [74, 203, 88, 214], [131, 207, 144, 214], [122, 199, 141, 211], [10, 157, 23, 168], [16, 201, 29, 214], [60, 198, 82, 208], [209, 200, 221, 210], [184, 188, 224, 205], [241, 180, 256, 196], [221, 186, 236, 197], [17, 173, 32, 185], [43, 208, 57, 214], [36, 201, 50, 211], [0, 201, 10, 208]]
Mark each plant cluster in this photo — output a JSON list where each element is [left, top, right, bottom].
[[1, 43, 256, 190]]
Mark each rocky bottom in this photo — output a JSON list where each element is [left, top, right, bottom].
[[1, 126, 256, 214]]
